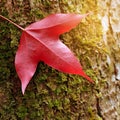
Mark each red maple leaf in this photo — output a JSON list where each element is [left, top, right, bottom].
[[0, 13, 93, 94]]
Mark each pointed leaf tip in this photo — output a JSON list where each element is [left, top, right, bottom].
[[21, 82, 26, 95], [81, 72, 93, 83]]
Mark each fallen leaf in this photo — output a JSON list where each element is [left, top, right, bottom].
[[15, 13, 93, 94]]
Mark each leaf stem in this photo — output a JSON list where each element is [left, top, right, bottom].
[[0, 15, 24, 31]]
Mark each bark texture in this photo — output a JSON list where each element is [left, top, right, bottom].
[[98, 0, 120, 119], [0, 0, 120, 120]]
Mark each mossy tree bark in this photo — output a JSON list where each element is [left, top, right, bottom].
[[0, 0, 119, 120]]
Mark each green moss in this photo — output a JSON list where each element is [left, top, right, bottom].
[[0, 0, 106, 119], [88, 107, 102, 120], [17, 105, 28, 119]]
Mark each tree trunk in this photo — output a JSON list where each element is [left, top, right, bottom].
[[98, 0, 120, 119], [0, 0, 120, 120]]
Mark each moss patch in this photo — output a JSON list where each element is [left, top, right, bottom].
[[0, 0, 105, 119]]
